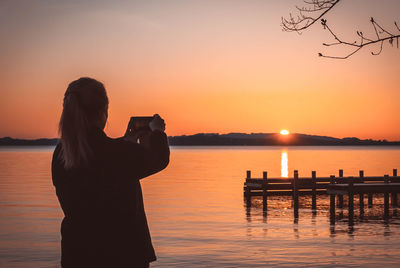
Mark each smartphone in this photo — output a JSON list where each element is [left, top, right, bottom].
[[126, 116, 153, 134]]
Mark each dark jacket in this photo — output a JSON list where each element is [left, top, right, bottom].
[[51, 128, 169, 268]]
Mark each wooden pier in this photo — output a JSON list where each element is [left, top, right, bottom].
[[244, 169, 400, 223]]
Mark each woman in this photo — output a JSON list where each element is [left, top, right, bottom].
[[52, 77, 169, 268]]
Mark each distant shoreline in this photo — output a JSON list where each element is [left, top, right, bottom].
[[0, 137, 59, 146], [1, 133, 399, 146]]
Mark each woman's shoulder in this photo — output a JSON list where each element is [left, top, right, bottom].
[[54, 142, 62, 153], [52, 143, 62, 163]]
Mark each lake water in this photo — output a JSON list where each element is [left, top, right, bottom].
[[0, 146, 400, 267]]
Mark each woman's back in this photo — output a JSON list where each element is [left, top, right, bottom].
[[52, 127, 169, 268]]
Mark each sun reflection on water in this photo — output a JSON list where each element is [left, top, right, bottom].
[[281, 150, 288, 178]]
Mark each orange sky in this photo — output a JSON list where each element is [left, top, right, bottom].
[[0, 0, 399, 140]]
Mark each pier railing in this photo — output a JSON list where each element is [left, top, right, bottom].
[[244, 169, 400, 222]]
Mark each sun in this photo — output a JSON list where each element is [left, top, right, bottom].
[[280, 129, 290, 135]]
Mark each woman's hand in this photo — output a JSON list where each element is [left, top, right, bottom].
[[124, 114, 165, 145], [149, 114, 166, 132], [124, 130, 149, 144]]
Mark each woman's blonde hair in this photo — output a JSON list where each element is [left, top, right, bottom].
[[58, 77, 108, 169]]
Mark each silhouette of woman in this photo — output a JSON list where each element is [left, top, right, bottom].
[[52, 77, 169, 268]]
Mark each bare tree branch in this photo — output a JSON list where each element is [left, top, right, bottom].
[[281, 0, 340, 32], [319, 18, 400, 59], [282, 0, 400, 59]]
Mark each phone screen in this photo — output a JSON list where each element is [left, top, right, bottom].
[[127, 116, 153, 133]]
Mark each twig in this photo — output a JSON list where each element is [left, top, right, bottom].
[[318, 18, 400, 59], [282, 0, 400, 59], [282, 0, 340, 32]]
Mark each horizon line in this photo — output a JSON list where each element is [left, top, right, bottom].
[[1, 132, 399, 143]]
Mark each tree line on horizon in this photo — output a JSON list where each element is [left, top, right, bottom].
[[1, 133, 398, 146]]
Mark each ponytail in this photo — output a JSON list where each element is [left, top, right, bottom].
[[58, 77, 108, 169]]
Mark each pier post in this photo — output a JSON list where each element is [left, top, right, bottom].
[[368, 194, 373, 207], [293, 170, 299, 219], [338, 169, 344, 208], [392, 169, 398, 207], [262, 171, 268, 211], [312, 171, 317, 212], [368, 170, 373, 207], [245, 170, 251, 195], [384, 174, 389, 219], [359, 170, 364, 216], [245, 170, 251, 207], [246, 170, 251, 179], [348, 177, 354, 226], [329, 175, 336, 225]]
